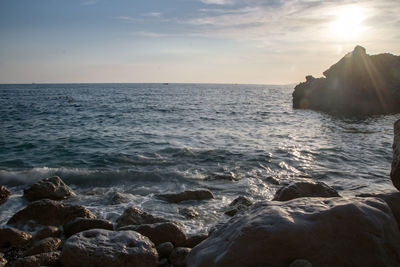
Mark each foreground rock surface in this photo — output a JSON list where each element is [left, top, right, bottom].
[[0, 186, 11, 205], [391, 119, 400, 191], [63, 218, 113, 237], [0, 227, 32, 248], [11, 251, 61, 267], [61, 229, 158, 267], [158, 189, 214, 203], [23, 176, 74, 201], [273, 181, 340, 201], [187, 197, 400, 267], [116, 206, 168, 228], [7, 199, 96, 226], [293, 46, 400, 115]]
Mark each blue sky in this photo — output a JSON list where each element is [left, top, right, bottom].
[[1, 0, 399, 84]]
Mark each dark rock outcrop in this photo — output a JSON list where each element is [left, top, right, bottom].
[[169, 247, 191, 267], [184, 234, 208, 248], [23, 176, 74, 201], [273, 181, 340, 201], [0, 186, 11, 205], [34, 226, 60, 241], [224, 196, 253, 216], [156, 242, 174, 258], [60, 229, 158, 267], [24, 237, 62, 256], [7, 199, 96, 226], [187, 197, 400, 267], [63, 218, 114, 237], [0, 228, 32, 248], [293, 46, 400, 115], [11, 251, 61, 267], [119, 222, 186, 247], [391, 119, 400, 191], [158, 189, 214, 203], [116, 206, 168, 228]]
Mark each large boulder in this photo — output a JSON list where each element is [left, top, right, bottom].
[[158, 189, 214, 203], [0, 186, 11, 205], [23, 176, 74, 201], [60, 229, 158, 267], [116, 206, 168, 228], [63, 218, 113, 237], [0, 227, 32, 248], [273, 181, 340, 201], [391, 119, 400, 191], [7, 199, 96, 226], [187, 197, 400, 267], [119, 222, 186, 247], [293, 46, 400, 115]]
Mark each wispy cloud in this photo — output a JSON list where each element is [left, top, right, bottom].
[[81, 0, 98, 6]]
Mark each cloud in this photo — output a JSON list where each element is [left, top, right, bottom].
[[81, 0, 98, 6], [200, 0, 235, 5]]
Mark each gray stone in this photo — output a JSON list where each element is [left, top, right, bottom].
[[169, 247, 190, 267], [60, 229, 158, 267], [273, 181, 340, 201], [0, 186, 11, 206], [156, 242, 174, 258], [224, 196, 253, 217], [391, 119, 400, 191], [179, 207, 199, 219], [116, 206, 168, 228], [119, 222, 186, 247], [110, 192, 132, 204], [158, 189, 214, 203], [184, 234, 208, 248], [63, 218, 113, 237], [11, 251, 60, 267], [24, 237, 62, 256], [0, 227, 32, 248], [23, 176, 74, 201], [7, 199, 96, 226], [187, 197, 400, 267]]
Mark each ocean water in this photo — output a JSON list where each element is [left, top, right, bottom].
[[0, 83, 399, 234]]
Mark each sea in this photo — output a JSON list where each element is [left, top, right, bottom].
[[0, 83, 399, 234]]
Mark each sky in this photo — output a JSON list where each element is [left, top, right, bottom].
[[0, 0, 399, 84]]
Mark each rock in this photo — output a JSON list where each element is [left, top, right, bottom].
[[158, 190, 214, 203], [0, 227, 32, 248], [110, 192, 132, 204], [224, 196, 253, 216], [63, 218, 113, 237], [273, 181, 340, 201], [293, 46, 400, 115], [116, 206, 168, 228], [0, 186, 11, 205], [391, 119, 400, 191], [264, 176, 280, 185], [169, 247, 190, 267], [290, 259, 313, 267], [184, 234, 208, 248], [34, 226, 60, 241], [187, 197, 400, 267], [10, 251, 60, 267], [60, 229, 158, 267], [7, 199, 96, 226], [23, 176, 74, 201], [119, 222, 186, 247], [0, 256, 6, 267], [157, 258, 169, 267], [156, 242, 174, 258], [24, 237, 62, 256], [179, 207, 199, 219]]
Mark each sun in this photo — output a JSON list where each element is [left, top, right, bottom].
[[332, 6, 366, 40]]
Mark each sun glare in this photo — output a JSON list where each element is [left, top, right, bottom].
[[332, 6, 366, 40]]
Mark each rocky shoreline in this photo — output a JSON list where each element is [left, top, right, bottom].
[[1, 119, 400, 267]]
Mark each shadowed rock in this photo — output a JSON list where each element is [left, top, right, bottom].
[[7, 199, 96, 226], [273, 181, 340, 201], [60, 229, 158, 267], [23, 176, 74, 201], [24, 237, 62, 256], [156, 242, 174, 258], [0, 227, 32, 248], [224, 196, 253, 217], [169, 247, 191, 267], [116, 206, 168, 228], [187, 197, 400, 267], [63, 218, 113, 237], [293, 46, 400, 115], [158, 189, 214, 203], [34, 226, 60, 241], [391, 119, 400, 191], [0, 186, 11, 205], [11, 251, 61, 267], [184, 234, 208, 248]]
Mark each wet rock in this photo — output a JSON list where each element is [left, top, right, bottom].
[[169, 247, 190, 267], [187, 197, 400, 267], [391, 119, 400, 191], [0, 255, 6, 267], [273, 181, 340, 201], [116, 206, 168, 228], [264, 176, 280, 185], [156, 242, 174, 258], [119, 222, 186, 247], [34, 226, 60, 241], [0, 227, 32, 248], [7, 199, 96, 226], [24, 237, 62, 256], [224, 196, 253, 217], [23, 176, 74, 201], [293, 46, 400, 115], [157, 258, 169, 267], [290, 259, 313, 267], [11, 251, 60, 267], [0, 186, 11, 206], [184, 234, 208, 248], [179, 207, 199, 219], [63, 218, 113, 237], [61, 229, 158, 267], [110, 192, 133, 204], [158, 189, 214, 203]]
